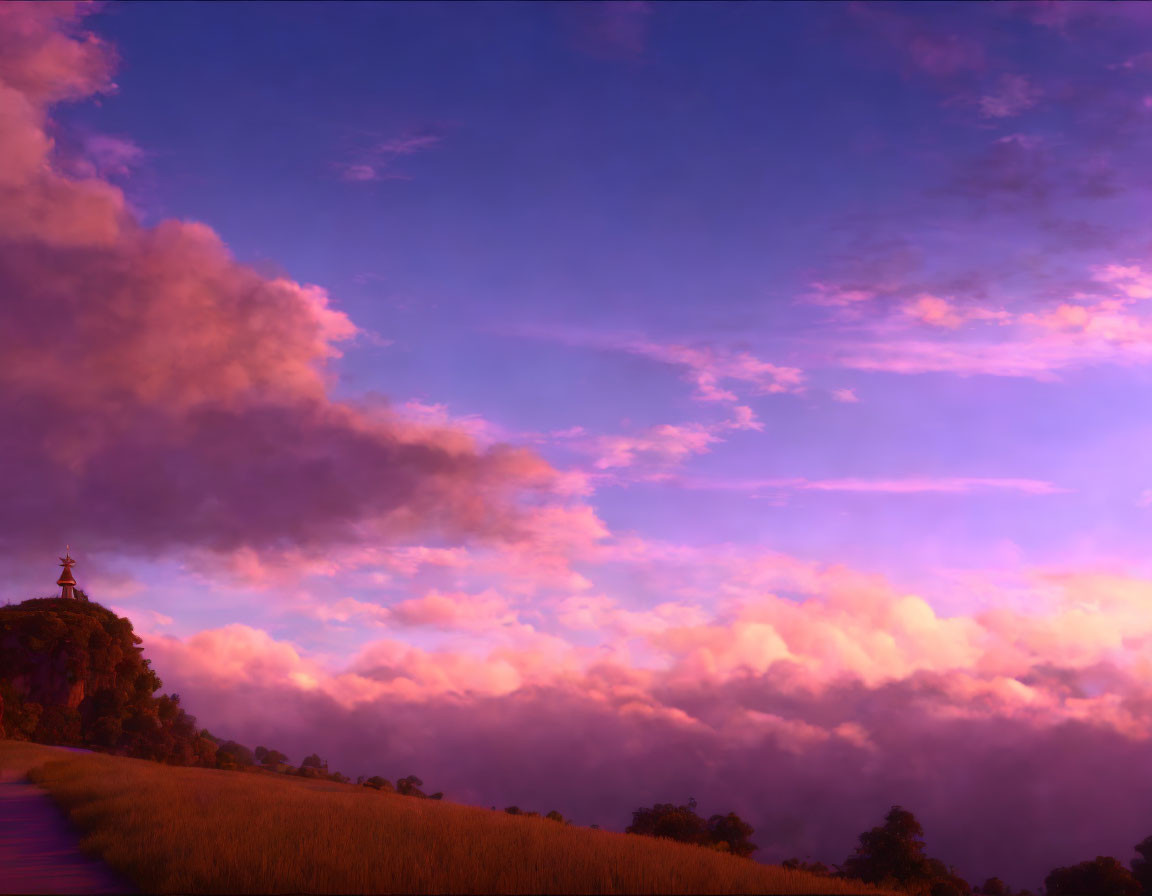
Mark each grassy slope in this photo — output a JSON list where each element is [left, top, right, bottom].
[[0, 740, 894, 895]]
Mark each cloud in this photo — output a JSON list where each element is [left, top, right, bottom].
[[831, 387, 859, 403], [796, 477, 1067, 495], [0, 5, 563, 562], [979, 74, 1041, 119], [337, 130, 444, 183], [593, 423, 722, 470], [847, 4, 984, 80], [560, 1, 653, 60], [834, 262, 1152, 379], [143, 563, 1152, 890], [674, 476, 1066, 497], [949, 134, 1119, 208], [389, 589, 519, 632], [523, 329, 804, 403]]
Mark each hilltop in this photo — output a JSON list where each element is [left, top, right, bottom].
[[0, 597, 205, 761]]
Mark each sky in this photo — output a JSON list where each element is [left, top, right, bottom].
[[6, 1, 1152, 888]]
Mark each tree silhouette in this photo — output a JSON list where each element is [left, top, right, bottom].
[[1132, 836, 1152, 896], [839, 805, 969, 895], [840, 806, 929, 886], [1044, 856, 1140, 896], [215, 740, 254, 769], [626, 801, 709, 845], [363, 775, 393, 791], [396, 775, 427, 797], [706, 813, 757, 857]]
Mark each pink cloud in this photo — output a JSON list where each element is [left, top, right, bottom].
[[337, 130, 444, 183], [978, 74, 1041, 119], [831, 387, 859, 403], [848, 4, 984, 79], [610, 337, 804, 402], [389, 589, 518, 632], [806, 281, 878, 307], [517, 327, 803, 404], [903, 294, 966, 328], [797, 477, 1067, 495], [143, 562, 1152, 890], [670, 476, 1066, 498], [593, 423, 722, 470], [0, 5, 565, 563]]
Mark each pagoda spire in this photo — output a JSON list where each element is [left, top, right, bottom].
[[57, 547, 77, 599]]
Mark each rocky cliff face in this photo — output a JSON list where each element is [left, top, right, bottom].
[[0, 597, 204, 763]]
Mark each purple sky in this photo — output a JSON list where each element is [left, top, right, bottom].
[[7, 2, 1152, 889]]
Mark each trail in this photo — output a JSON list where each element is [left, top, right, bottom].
[[0, 768, 134, 895]]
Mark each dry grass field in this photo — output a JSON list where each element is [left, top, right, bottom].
[[0, 739, 895, 895]]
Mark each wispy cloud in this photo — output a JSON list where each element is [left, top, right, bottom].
[[336, 130, 445, 183], [979, 74, 1042, 119], [675, 476, 1067, 496], [560, 1, 653, 60]]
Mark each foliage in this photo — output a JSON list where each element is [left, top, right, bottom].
[[364, 775, 394, 791], [626, 800, 756, 857], [1132, 837, 1152, 896], [301, 753, 325, 769], [707, 812, 758, 857], [397, 774, 427, 797], [215, 741, 255, 769], [839, 806, 969, 895], [1043, 856, 1140, 896], [0, 597, 202, 763]]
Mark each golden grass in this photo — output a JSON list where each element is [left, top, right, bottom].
[[1, 739, 895, 895]]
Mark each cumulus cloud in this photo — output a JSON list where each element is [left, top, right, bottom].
[[143, 560, 1152, 890], [0, 4, 561, 561]]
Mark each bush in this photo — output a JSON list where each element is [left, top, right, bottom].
[[1044, 856, 1140, 896]]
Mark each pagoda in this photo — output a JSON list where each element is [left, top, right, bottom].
[[57, 549, 78, 599]]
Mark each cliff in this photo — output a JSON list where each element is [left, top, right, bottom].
[[0, 597, 208, 763]]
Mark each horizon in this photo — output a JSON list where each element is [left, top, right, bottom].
[[5, 2, 1152, 890]]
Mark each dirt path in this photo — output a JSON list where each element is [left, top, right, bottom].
[[0, 769, 134, 895]]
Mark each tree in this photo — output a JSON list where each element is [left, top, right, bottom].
[[1044, 857, 1140, 896], [363, 775, 393, 791], [1132, 837, 1152, 896], [260, 749, 288, 767], [706, 812, 757, 858], [976, 878, 1009, 895], [301, 753, 325, 769], [546, 810, 566, 823], [626, 802, 709, 846], [397, 775, 426, 797], [215, 740, 255, 769], [841, 806, 930, 886], [839, 806, 969, 895]]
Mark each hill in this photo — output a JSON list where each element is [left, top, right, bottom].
[[0, 740, 892, 895], [0, 597, 206, 763]]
